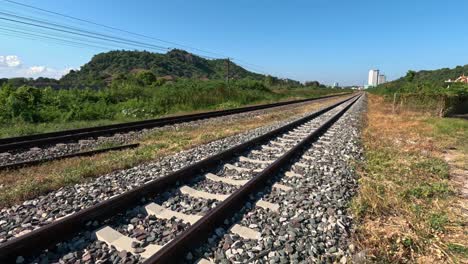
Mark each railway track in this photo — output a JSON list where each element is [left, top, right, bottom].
[[0, 93, 363, 263], [0, 93, 349, 154], [0, 143, 139, 171]]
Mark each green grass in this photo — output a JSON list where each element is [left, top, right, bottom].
[[447, 243, 468, 257], [351, 95, 466, 262], [412, 157, 450, 179], [403, 182, 451, 200], [425, 117, 468, 154], [428, 213, 448, 231]]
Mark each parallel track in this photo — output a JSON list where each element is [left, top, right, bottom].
[[0, 93, 361, 262], [0, 93, 350, 153], [0, 143, 139, 171]]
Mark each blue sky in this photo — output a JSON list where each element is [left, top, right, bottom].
[[1, 0, 468, 85]]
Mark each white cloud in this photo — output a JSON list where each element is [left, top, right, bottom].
[[0, 54, 75, 79], [25, 66, 73, 79], [0, 55, 22, 68], [27, 66, 47, 74]]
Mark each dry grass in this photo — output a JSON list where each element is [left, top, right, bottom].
[[0, 97, 344, 208], [351, 94, 467, 263]]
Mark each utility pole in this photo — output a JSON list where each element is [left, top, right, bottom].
[[225, 58, 230, 85]]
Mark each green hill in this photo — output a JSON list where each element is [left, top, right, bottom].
[[390, 64, 468, 86], [60, 49, 265, 87], [370, 64, 468, 115], [374, 64, 468, 96]]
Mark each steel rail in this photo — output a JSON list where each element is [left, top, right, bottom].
[[0, 94, 358, 262], [145, 94, 362, 263], [0, 93, 351, 153], [0, 143, 140, 171]]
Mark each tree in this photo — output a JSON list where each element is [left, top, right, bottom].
[[305, 81, 321, 88], [136, 70, 157, 85], [6, 86, 42, 122], [405, 70, 416, 82]]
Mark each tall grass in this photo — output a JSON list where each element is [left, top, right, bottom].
[[367, 82, 468, 116], [0, 79, 348, 137]]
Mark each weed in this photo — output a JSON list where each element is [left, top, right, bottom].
[[447, 243, 468, 257], [413, 158, 450, 179], [402, 182, 451, 200], [351, 94, 466, 262], [428, 213, 448, 231]]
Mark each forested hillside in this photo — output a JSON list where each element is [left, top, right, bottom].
[[61, 49, 265, 87], [394, 64, 468, 85], [1, 49, 303, 88], [0, 48, 338, 136], [371, 64, 468, 96], [368, 65, 468, 116]]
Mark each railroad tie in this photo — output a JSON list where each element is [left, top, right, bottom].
[[302, 155, 314, 161], [95, 226, 162, 259], [289, 131, 309, 136], [205, 173, 292, 191], [144, 203, 261, 240], [179, 186, 279, 212], [283, 134, 303, 140], [285, 171, 303, 178], [197, 259, 215, 264], [251, 149, 282, 157], [145, 203, 201, 224], [278, 137, 298, 143], [260, 145, 283, 152], [224, 164, 262, 173], [256, 200, 280, 212], [271, 141, 288, 147], [239, 156, 273, 165], [293, 162, 309, 168], [179, 185, 228, 201], [296, 125, 318, 131]]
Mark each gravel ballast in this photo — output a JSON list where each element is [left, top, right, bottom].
[[0, 97, 350, 244], [0, 98, 341, 167], [3, 94, 366, 264], [192, 95, 366, 263]]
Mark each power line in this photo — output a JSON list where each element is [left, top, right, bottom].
[[3, 0, 227, 58], [0, 26, 112, 50], [1, 0, 273, 76], [0, 30, 106, 51], [0, 11, 170, 52]]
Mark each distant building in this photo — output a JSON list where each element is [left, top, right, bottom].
[[378, 74, 386, 84], [445, 74, 468, 83], [333, 82, 339, 88], [368, 69, 379, 86], [455, 75, 468, 83]]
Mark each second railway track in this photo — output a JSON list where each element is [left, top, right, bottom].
[[0, 93, 349, 154], [0, 93, 364, 263]]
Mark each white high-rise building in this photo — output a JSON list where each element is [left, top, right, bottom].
[[378, 74, 386, 84], [368, 69, 379, 86]]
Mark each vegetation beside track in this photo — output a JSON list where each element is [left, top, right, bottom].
[[0, 77, 347, 138], [351, 94, 467, 263], [367, 68, 468, 116], [0, 97, 343, 208]]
